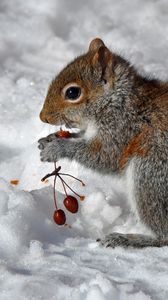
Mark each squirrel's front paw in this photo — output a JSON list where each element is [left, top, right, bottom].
[[39, 139, 65, 162], [40, 142, 56, 162], [38, 133, 57, 150]]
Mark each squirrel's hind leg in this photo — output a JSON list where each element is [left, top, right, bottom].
[[97, 233, 168, 248], [98, 150, 168, 249]]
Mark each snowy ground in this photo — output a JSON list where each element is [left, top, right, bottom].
[[0, 1, 168, 299]]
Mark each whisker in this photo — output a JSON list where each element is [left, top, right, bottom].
[[62, 115, 72, 129]]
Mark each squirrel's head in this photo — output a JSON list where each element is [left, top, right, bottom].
[[40, 38, 115, 131]]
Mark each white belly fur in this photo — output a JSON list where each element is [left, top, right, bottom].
[[124, 158, 155, 237]]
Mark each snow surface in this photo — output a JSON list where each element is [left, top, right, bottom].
[[0, 0, 168, 299]]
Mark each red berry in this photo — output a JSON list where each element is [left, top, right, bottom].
[[64, 196, 78, 213], [53, 209, 66, 225], [56, 130, 71, 138]]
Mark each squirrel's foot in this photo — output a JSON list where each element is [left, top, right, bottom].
[[97, 233, 156, 248], [97, 233, 133, 248]]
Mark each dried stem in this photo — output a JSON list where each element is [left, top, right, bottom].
[[53, 162, 58, 210], [59, 173, 85, 186], [41, 166, 61, 182], [58, 175, 83, 198], [59, 175, 68, 197], [41, 160, 85, 210]]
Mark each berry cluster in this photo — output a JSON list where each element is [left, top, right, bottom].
[[41, 130, 85, 226]]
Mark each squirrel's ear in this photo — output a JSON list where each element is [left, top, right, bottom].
[[89, 38, 105, 52], [92, 45, 113, 82]]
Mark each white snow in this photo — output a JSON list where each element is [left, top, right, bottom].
[[0, 0, 168, 299]]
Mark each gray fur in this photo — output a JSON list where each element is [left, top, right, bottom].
[[38, 43, 168, 248]]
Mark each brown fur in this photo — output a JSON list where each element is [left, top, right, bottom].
[[119, 127, 150, 170], [89, 138, 102, 154]]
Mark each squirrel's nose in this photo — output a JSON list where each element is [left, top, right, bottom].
[[40, 111, 49, 123]]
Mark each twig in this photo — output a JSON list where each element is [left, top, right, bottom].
[[59, 176, 68, 197], [53, 162, 58, 210], [41, 166, 61, 182], [58, 175, 83, 198], [59, 173, 85, 186]]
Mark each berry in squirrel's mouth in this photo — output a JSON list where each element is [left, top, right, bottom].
[[55, 126, 85, 139]]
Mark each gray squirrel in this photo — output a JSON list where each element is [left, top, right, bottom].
[[38, 38, 168, 248]]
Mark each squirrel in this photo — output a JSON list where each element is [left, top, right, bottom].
[[38, 38, 168, 248]]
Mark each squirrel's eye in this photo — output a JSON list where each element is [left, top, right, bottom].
[[65, 86, 81, 100]]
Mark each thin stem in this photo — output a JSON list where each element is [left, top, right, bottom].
[[59, 176, 68, 197], [53, 162, 58, 210], [58, 175, 82, 198], [59, 173, 85, 186]]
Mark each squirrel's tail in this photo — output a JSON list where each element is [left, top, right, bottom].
[[97, 233, 168, 248]]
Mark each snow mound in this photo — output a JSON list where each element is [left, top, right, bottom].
[[1, 0, 168, 299]]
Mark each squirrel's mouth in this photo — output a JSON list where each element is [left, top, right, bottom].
[[60, 116, 97, 141], [59, 114, 85, 136], [52, 115, 83, 138], [48, 115, 97, 140]]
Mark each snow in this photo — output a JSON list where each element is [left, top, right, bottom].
[[0, 0, 168, 299]]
